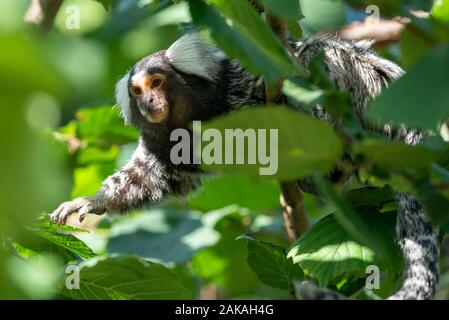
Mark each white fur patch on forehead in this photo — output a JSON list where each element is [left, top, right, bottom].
[[166, 33, 226, 82], [131, 70, 146, 83], [115, 72, 132, 125]]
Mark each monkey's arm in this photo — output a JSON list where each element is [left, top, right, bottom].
[[50, 138, 197, 224]]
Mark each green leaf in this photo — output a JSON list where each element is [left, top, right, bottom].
[[77, 146, 120, 165], [367, 46, 449, 131], [71, 162, 116, 198], [76, 106, 139, 146], [33, 216, 89, 233], [258, 0, 303, 22], [107, 209, 220, 263], [200, 105, 344, 180], [10, 233, 79, 264], [88, 0, 172, 41], [345, 186, 395, 209], [415, 179, 449, 225], [94, 0, 113, 10], [299, 0, 346, 34], [192, 221, 275, 297], [287, 21, 303, 40], [432, 0, 449, 23], [239, 234, 303, 290], [282, 78, 325, 110], [188, 175, 280, 211], [60, 255, 192, 300], [288, 211, 402, 289], [189, 0, 297, 84], [7, 254, 63, 299], [438, 144, 449, 169], [34, 230, 96, 260], [400, 28, 433, 68], [313, 176, 393, 259], [0, 34, 67, 96], [431, 163, 449, 182], [9, 242, 40, 260], [206, 0, 295, 69], [19, 217, 94, 261], [354, 139, 441, 171]]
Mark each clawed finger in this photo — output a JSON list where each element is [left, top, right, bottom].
[[50, 197, 102, 225], [50, 202, 67, 224], [58, 206, 74, 225], [78, 204, 91, 223], [50, 200, 86, 225]]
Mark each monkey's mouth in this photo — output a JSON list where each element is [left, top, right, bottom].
[[141, 104, 170, 123]]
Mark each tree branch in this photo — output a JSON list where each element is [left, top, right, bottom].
[[263, 7, 309, 243], [280, 182, 308, 241], [338, 11, 432, 46], [24, 0, 63, 32]]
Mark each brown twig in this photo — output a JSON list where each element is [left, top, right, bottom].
[[279, 182, 309, 241], [263, 6, 309, 243], [338, 11, 435, 47], [24, 0, 63, 32], [338, 16, 406, 45]]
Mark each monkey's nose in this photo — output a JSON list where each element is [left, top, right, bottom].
[[143, 93, 153, 105]]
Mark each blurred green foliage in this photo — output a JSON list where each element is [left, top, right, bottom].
[[0, 0, 449, 300]]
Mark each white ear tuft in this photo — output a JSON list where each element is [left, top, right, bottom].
[[166, 33, 225, 81], [115, 72, 132, 125]]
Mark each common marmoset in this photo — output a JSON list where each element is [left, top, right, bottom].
[[51, 33, 438, 300]]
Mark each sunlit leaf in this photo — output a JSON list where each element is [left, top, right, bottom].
[[34, 230, 96, 260], [288, 211, 402, 291], [432, 0, 449, 23], [313, 176, 395, 259], [71, 163, 115, 198], [239, 234, 303, 290], [60, 255, 192, 300], [76, 106, 139, 146]]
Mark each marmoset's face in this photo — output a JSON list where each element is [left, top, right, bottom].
[[128, 51, 175, 125], [128, 50, 197, 127], [129, 69, 169, 124]]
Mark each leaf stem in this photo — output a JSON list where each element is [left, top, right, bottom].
[[262, 5, 309, 242]]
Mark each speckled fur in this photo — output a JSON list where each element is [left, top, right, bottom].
[[93, 137, 201, 213], [388, 193, 439, 300]]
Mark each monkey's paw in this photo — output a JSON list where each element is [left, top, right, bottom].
[[50, 197, 106, 225]]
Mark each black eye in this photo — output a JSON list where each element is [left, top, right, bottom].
[[132, 86, 142, 95], [152, 78, 162, 88]]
